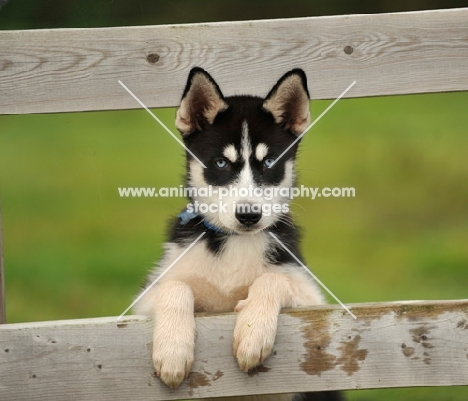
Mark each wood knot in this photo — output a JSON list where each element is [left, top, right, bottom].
[[344, 45, 353, 55], [146, 53, 160, 64]]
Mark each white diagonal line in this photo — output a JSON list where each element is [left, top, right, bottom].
[[268, 232, 357, 319], [117, 231, 206, 321], [118, 80, 207, 169], [269, 80, 356, 168]]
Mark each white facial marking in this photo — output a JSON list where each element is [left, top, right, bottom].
[[255, 143, 269, 161], [237, 121, 254, 188], [223, 145, 238, 163], [240, 121, 252, 163]]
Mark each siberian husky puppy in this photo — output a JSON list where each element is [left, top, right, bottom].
[[135, 68, 342, 401]]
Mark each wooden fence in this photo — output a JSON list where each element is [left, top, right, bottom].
[[1, 301, 468, 400], [1, 8, 468, 114], [1, 7, 468, 400]]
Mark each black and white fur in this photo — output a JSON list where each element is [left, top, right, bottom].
[[135, 68, 343, 401]]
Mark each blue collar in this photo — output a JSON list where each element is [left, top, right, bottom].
[[177, 210, 227, 234], [202, 219, 225, 233], [177, 210, 198, 225]]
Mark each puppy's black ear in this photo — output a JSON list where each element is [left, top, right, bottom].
[[175, 67, 228, 136], [262, 69, 311, 135]]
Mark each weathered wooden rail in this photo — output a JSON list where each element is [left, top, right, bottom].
[[1, 301, 468, 400], [0, 8, 467, 114], [1, 6, 467, 400]]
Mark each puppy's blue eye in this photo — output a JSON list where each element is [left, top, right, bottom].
[[263, 158, 275, 168], [215, 159, 229, 169]]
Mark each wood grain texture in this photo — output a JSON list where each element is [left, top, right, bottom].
[[1, 8, 467, 115], [1, 300, 468, 400]]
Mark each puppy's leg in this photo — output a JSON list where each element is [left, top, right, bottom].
[[233, 272, 295, 372], [136, 280, 195, 389]]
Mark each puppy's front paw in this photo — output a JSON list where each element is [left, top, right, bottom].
[[233, 301, 278, 372], [153, 340, 194, 389]]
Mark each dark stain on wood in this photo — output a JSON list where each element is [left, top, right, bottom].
[[408, 325, 436, 365], [297, 313, 337, 376], [187, 368, 223, 395], [410, 325, 435, 348], [201, 368, 220, 378], [189, 372, 210, 388], [336, 335, 368, 376], [348, 302, 468, 322], [286, 302, 468, 324], [457, 319, 467, 330], [117, 323, 128, 328], [423, 351, 431, 365], [213, 370, 224, 381], [401, 343, 415, 357], [295, 309, 369, 377], [248, 365, 271, 377], [397, 303, 468, 321], [188, 372, 211, 396]]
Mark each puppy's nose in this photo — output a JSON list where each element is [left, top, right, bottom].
[[235, 211, 262, 227]]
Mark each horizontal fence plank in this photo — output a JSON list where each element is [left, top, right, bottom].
[[1, 300, 468, 400], [1, 8, 468, 114]]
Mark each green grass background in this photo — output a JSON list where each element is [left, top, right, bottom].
[[1, 93, 467, 400]]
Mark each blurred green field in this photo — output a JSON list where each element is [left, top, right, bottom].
[[1, 92, 467, 400]]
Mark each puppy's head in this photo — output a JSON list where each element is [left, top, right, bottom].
[[176, 67, 310, 234]]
